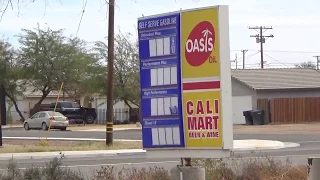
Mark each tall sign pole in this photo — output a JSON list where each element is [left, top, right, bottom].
[[106, 0, 115, 146]]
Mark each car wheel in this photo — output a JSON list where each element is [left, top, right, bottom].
[[24, 123, 30, 131], [86, 115, 95, 124], [41, 123, 48, 131], [60, 127, 67, 131]]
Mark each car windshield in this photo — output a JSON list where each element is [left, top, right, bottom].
[[60, 102, 81, 108], [47, 112, 64, 116]]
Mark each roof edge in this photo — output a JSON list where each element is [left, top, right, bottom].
[[256, 87, 320, 92], [231, 76, 256, 91]]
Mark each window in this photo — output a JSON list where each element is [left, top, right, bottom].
[[71, 102, 80, 108], [47, 112, 64, 117], [31, 113, 40, 119], [39, 113, 46, 118], [57, 102, 81, 108]]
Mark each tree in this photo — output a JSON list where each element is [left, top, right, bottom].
[[294, 61, 316, 69], [0, 40, 25, 121], [94, 31, 140, 109], [62, 37, 106, 99], [17, 24, 99, 111]]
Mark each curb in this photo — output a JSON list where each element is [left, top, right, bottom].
[[2, 126, 23, 129], [71, 128, 142, 132], [1, 126, 142, 132], [233, 139, 300, 151], [0, 149, 146, 161], [3, 137, 299, 150]]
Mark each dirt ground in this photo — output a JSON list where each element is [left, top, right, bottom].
[[234, 123, 320, 134], [2, 139, 78, 146]]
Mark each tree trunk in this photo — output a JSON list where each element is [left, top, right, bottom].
[[32, 93, 49, 113], [5, 90, 25, 122], [124, 99, 141, 123]]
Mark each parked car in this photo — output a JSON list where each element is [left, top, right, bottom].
[[24, 111, 69, 131], [40, 101, 97, 124]]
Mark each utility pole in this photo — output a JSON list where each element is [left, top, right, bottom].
[[314, 56, 320, 70], [0, 59, 7, 147], [249, 26, 274, 69], [241, 50, 248, 69], [231, 53, 238, 69], [106, 0, 115, 146]]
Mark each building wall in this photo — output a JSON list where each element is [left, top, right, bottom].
[[231, 78, 258, 109], [6, 96, 76, 121]]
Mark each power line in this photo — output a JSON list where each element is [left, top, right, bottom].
[[249, 26, 274, 68], [76, 0, 88, 37], [263, 53, 292, 67], [231, 53, 238, 69], [231, 50, 320, 54]]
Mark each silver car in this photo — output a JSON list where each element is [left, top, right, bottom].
[[24, 111, 69, 131]]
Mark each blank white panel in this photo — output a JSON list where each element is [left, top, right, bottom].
[[171, 97, 178, 108], [157, 98, 164, 116], [165, 127, 173, 145], [158, 128, 166, 145], [163, 37, 170, 55], [150, 69, 158, 86], [156, 38, 164, 56], [163, 97, 171, 115], [149, 39, 157, 57], [151, 128, 159, 145], [151, 98, 158, 116], [163, 67, 171, 85], [172, 127, 180, 145], [157, 68, 164, 86], [170, 67, 177, 84]]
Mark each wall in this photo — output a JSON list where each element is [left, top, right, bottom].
[[231, 78, 257, 109], [6, 99, 25, 121], [24, 97, 75, 118]]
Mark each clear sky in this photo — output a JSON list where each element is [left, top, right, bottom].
[[0, 0, 319, 69]]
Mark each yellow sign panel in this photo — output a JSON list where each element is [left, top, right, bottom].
[[181, 7, 222, 148], [182, 91, 222, 148], [181, 7, 220, 79]]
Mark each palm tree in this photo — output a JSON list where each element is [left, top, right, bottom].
[[202, 29, 213, 51]]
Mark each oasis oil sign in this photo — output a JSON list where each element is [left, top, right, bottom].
[[181, 7, 223, 148]]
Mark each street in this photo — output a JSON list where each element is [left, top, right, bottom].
[[4, 128, 320, 143]]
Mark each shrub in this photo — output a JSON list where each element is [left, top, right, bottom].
[[193, 157, 308, 180], [0, 155, 308, 180], [0, 155, 85, 180], [92, 166, 170, 180]]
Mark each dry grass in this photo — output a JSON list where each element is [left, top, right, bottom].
[[91, 157, 308, 180], [0, 140, 142, 153], [68, 124, 140, 131], [234, 123, 320, 134], [192, 157, 308, 180], [0, 155, 308, 180]]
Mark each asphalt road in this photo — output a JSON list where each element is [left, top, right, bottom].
[[1, 128, 319, 179], [3, 129, 320, 143]]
